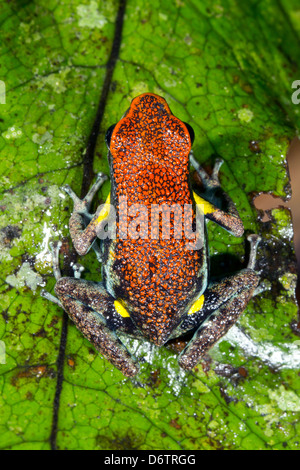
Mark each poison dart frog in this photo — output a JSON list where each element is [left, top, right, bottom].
[[42, 93, 261, 377]]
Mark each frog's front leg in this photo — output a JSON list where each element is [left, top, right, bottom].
[[190, 152, 244, 237], [178, 235, 261, 370], [63, 172, 109, 257]]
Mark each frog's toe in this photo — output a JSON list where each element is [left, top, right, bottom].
[[48, 240, 63, 280], [61, 184, 74, 195], [49, 240, 62, 253], [247, 234, 261, 270], [88, 172, 108, 191], [247, 233, 262, 245], [71, 262, 85, 279], [212, 158, 224, 182], [40, 289, 63, 308], [96, 172, 108, 180], [62, 184, 82, 205]]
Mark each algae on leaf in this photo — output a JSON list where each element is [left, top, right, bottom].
[[0, 0, 299, 451]]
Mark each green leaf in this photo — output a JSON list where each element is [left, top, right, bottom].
[[0, 0, 299, 450]]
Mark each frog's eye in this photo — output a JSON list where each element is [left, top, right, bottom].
[[105, 124, 116, 149], [183, 122, 195, 145]]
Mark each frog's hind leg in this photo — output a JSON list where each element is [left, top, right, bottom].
[[41, 240, 138, 376], [54, 277, 139, 377], [178, 235, 261, 371], [40, 241, 85, 305]]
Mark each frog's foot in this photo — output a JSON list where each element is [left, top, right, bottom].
[[54, 277, 139, 377], [190, 150, 223, 189], [62, 172, 108, 215], [82, 172, 108, 208]]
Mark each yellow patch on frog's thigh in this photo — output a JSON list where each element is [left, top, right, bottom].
[[114, 299, 130, 318], [96, 192, 111, 223], [193, 192, 216, 215], [188, 294, 205, 315]]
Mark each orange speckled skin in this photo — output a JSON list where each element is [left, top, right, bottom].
[[104, 94, 205, 345]]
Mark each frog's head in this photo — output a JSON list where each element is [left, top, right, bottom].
[[105, 93, 194, 161]]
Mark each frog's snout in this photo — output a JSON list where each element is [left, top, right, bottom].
[[140, 321, 174, 348]]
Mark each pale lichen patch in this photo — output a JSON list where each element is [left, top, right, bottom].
[[77, 1, 108, 29], [237, 108, 254, 123], [6, 262, 44, 292], [268, 385, 300, 412]]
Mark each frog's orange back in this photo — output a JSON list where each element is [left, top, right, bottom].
[[107, 94, 204, 345]]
